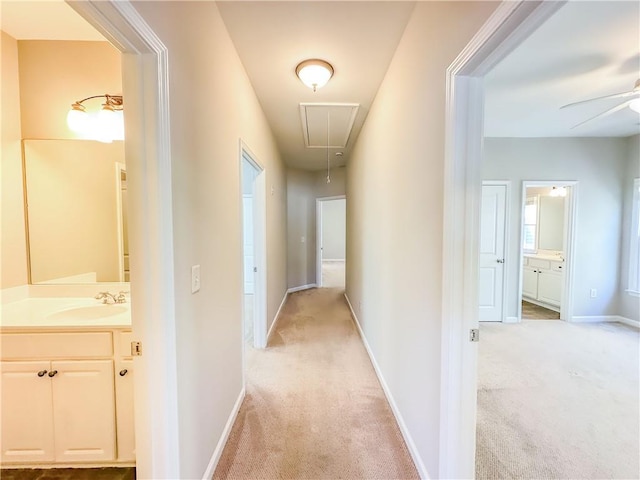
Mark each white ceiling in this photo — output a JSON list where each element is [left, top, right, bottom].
[[217, 1, 415, 171], [485, 0, 640, 138], [0, 1, 106, 41]]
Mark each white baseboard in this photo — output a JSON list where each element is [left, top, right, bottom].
[[287, 283, 316, 293], [202, 387, 246, 479], [571, 315, 640, 328], [267, 291, 289, 342], [343, 294, 430, 480], [504, 316, 519, 323], [322, 259, 345, 263], [617, 316, 640, 328]]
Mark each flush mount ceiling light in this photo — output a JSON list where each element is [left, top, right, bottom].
[[549, 186, 567, 197], [296, 59, 334, 92], [67, 94, 124, 143]]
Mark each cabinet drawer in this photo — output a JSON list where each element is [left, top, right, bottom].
[[1, 332, 113, 360], [529, 258, 550, 269], [550, 261, 564, 272], [116, 331, 133, 358]]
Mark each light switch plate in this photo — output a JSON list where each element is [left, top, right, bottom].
[[191, 265, 201, 293]]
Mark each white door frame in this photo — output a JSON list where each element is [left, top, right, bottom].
[[67, 1, 179, 478], [439, 1, 566, 478], [315, 195, 346, 287], [518, 180, 578, 322], [240, 140, 267, 350], [481, 180, 510, 323]]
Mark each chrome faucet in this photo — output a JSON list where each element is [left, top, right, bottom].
[[95, 291, 128, 304]]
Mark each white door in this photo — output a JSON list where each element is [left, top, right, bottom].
[[479, 184, 507, 322], [1, 361, 55, 463], [52, 360, 116, 462], [243, 195, 255, 295]]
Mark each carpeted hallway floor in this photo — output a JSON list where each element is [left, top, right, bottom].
[[476, 320, 640, 479], [213, 288, 418, 480]]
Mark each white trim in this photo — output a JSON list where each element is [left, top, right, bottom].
[[239, 141, 267, 350], [201, 387, 246, 480], [66, 2, 180, 478], [440, 1, 566, 478], [504, 316, 519, 324], [482, 180, 511, 323], [316, 195, 347, 287], [571, 315, 639, 329], [625, 289, 640, 297], [267, 291, 289, 342], [344, 294, 430, 480], [287, 284, 317, 293]]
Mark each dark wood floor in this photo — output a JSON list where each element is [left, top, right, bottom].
[[0, 468, 134, 480], [522, 300, 560, 320]]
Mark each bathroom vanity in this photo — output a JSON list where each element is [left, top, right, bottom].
[[522, 253, 564, 311], [0, 294, 134, 468]]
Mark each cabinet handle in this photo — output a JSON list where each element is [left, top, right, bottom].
[[37, 370, 48, 377], [119, 369, 128, 377], [48, 370, 58, 377]]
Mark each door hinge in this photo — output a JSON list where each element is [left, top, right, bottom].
[[131, 341, 142, 356], [470, 329, 480, 342]]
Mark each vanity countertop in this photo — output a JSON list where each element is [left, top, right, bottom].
[[0, 297, 131, 329], [524, 252, 564, 262]]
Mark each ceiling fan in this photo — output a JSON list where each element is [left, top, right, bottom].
[[560, 78, 640, 129]]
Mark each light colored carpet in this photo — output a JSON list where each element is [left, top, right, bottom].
[[213, 288, 418, 480], [321, 260, 345, 289], [476, 320, 640, 479]]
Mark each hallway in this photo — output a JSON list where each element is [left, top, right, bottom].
[[213, 288, 418, 479]]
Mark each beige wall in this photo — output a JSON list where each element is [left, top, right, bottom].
[[131, 2, 287, 478], [24, 140, 124, 283], [483, 137, 629, 318], [287, 166, 346, 288], [18, 40, 121, 140], [1, 31, 28, 289], [345, 2, 498, 476]]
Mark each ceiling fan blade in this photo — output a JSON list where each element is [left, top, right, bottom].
[[561, 90, 638, 109], [571, 100, 633, 129]]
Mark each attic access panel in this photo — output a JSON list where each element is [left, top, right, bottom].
[[300, 103, 360, 149]]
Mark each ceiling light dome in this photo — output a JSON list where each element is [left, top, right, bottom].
[[296, 59, 334, 92]]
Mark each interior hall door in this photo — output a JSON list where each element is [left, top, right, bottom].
[[479, 183, 507, 322]]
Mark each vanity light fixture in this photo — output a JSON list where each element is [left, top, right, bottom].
[[67, 94, 124, 143], [630, 98, 640, 113], [296, 59, 334, 92], [549, 186, 567, 197]]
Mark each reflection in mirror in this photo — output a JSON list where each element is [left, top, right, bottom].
[[522, 186, 565, 253], [23, 139, 127, 284]]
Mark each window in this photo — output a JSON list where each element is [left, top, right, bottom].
[[629, 178, 640, 295], [523, 195, 538, 252]]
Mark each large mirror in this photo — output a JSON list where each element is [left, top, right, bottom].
[[23, 139, 128, 284], [523, 186, 565, 253]]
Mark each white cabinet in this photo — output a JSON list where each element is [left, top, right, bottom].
[[115, 359, 135, 462], [1, 361, 55, 463], [52, 360, 115, 462], [0, 329, 134, 467], [522, 257, 563, 309]]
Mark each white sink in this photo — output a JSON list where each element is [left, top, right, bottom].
[[47, 305, 128, 322]]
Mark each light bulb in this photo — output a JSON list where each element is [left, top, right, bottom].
[[96, 106, 121, 143], [629, 98, 640, 113], [67, 103, 88, 133], [296, 60, 334, 92]]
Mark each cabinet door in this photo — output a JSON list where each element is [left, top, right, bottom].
[[115, 359, 135, 462], [51, 360, 116, 462], [1, 361, 55, 463], [538, 271, 562, 307], [522, 267, 538, 300]]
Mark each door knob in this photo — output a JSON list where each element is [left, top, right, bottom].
[[48, 370, 58, 377], [119, 369, 128, 377], [496, 259, 505, 263], [37, 370, 47, 377]]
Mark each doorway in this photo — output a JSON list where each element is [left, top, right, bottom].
[[315, 196, 346, 289], [240, 146, 267, 350], [518, 181, 577, 321]]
